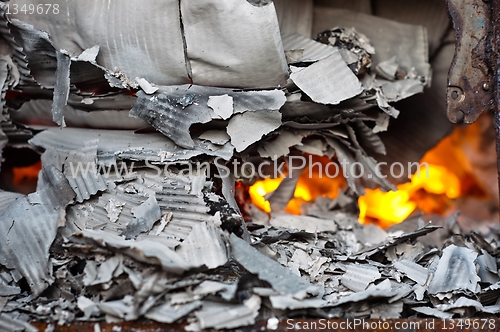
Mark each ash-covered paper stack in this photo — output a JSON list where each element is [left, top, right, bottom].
[[0, 0, 497, 331]]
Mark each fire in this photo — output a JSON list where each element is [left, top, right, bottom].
[[358, 164, 462, 229], [249, 155, 345, 215], [249, 177, 283, 213], [360, 118, 489, 228], [249, 120, 488, 228]]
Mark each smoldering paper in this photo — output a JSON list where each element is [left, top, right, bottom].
[[1, 187, 497, 328]]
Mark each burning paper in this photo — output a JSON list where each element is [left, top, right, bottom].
[[0, 1, 490, 330]]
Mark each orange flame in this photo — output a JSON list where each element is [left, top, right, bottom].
[[249, 120, 488, 228], [249, 155, 345, 215], [249, 177, 282, 213], [358, 164, 462, 229], [359, 119, 488, 227]]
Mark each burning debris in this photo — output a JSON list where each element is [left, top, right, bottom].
[[0, 0, 497, 331]]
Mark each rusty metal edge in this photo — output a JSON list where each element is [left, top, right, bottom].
[[446, 0, 495, 124], [492, 0, 500, 219]]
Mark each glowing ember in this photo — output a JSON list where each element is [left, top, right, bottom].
[[12, 160, 42, 186]]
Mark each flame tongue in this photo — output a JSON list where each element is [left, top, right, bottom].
[[249, 177, 282, 213]]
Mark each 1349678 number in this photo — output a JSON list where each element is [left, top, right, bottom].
[[5, 3, 59, 15], [442, 319, 496, 330]]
